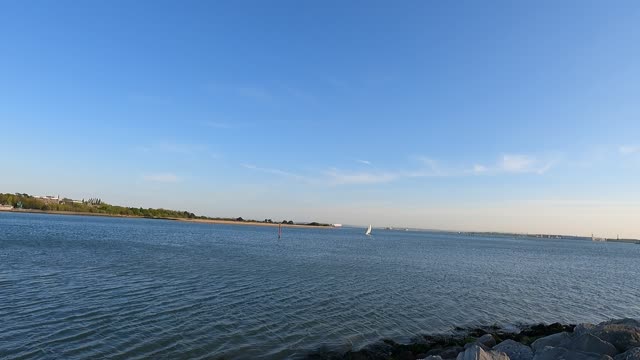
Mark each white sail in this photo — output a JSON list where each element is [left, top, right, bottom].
[[365, 224, 372, 236]]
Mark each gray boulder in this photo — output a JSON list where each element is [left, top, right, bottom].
[[440, 346, 463, 359], [607, 319, 640, 328], [533, 346, 614, 360], [532, 346, 566, 360], [615, 347, 640, 360], [531, 332, 572, 353], [565, 333, 618, 357], [478, 334, 497, 348], [592, 319, 640, 352], [419, 356, 444, 360], [493, 339, 533, 360], [463, 335, 495, 351], [465, 342, 491, 351], [456, 344, 509, 360], [575, 323, 597, 336]]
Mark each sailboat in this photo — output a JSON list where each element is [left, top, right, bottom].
[[365, 224, 372, 236]]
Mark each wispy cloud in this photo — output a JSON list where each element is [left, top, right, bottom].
[[415, 156, 445, 176], [142, 173, 180, 183], [241, 152, 560, 187], [619, 145, 640, 155], [473, 154, 558, 175], [241, 164, 306, 180], [325, 156, 452, 185], [241, 163, 401, 185], [473, 164, 488, 173], [500, 154, 537, 173], [325, 169, 399, 185]]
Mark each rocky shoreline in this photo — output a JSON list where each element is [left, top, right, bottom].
[[306, 318, 640, 360]]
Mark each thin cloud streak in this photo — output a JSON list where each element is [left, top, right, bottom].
[[242, 152, 560, 186], [501, 154, 536, 172], [241, 159, 449, 187], [473, 154, 559, 175], [241, 164, 307, 181], [415, 156, 445, 176], [325, 169, 398, 185], [473, 164, 488, 173], [619, 145, 640, 155]]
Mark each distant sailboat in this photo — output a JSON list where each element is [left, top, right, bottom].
[[365, 224, 372, 236]]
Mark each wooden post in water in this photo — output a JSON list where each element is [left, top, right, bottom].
[[278, 223, 282, 239]]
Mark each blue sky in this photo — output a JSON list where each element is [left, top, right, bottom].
[[2, 1, 640, 237]]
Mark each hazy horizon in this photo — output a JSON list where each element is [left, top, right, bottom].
[[3, 1, 640, 238]]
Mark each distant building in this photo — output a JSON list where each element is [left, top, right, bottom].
[[34, 195, 60, 203], [0, 204, 13, 211], [332, 224, 342, 227]]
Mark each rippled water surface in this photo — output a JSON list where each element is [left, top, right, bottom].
[[1, 212, 639, 359]]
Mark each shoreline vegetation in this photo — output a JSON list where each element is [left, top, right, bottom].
[[306, 318, 640, 360], [2, 192, 639, 241], [0, 192, 333, 228]]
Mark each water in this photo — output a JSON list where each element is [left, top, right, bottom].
[[1, 212, 639, 359]]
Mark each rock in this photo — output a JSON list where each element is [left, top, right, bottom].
[[615, 347, 640, 360], [426, 349, 443, 356], [533, 345, 614, 360], [478, 334, 497, 348], [440, 346, 463, 359], [456, 344, 509, 360], [533, 346, 566, 360], [464, 341, 491, 351], [608, 319, 640, 328], [575, 323, 597, 336], [493, 339, 533, 360], [397, 350, 415, 360], [418, 356, 444, 360], [523, 323, 573, 338], [531, 332, 572, 353], [565, 333, 618, 357], [592, 319, 640, 352]]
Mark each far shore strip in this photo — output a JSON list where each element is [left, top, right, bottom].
[[178, 218, 333, 228], [2, 208, 335, 229]]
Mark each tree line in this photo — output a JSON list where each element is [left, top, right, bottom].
[[0, 193, 197, 219], [0, 192, 331, 225]]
